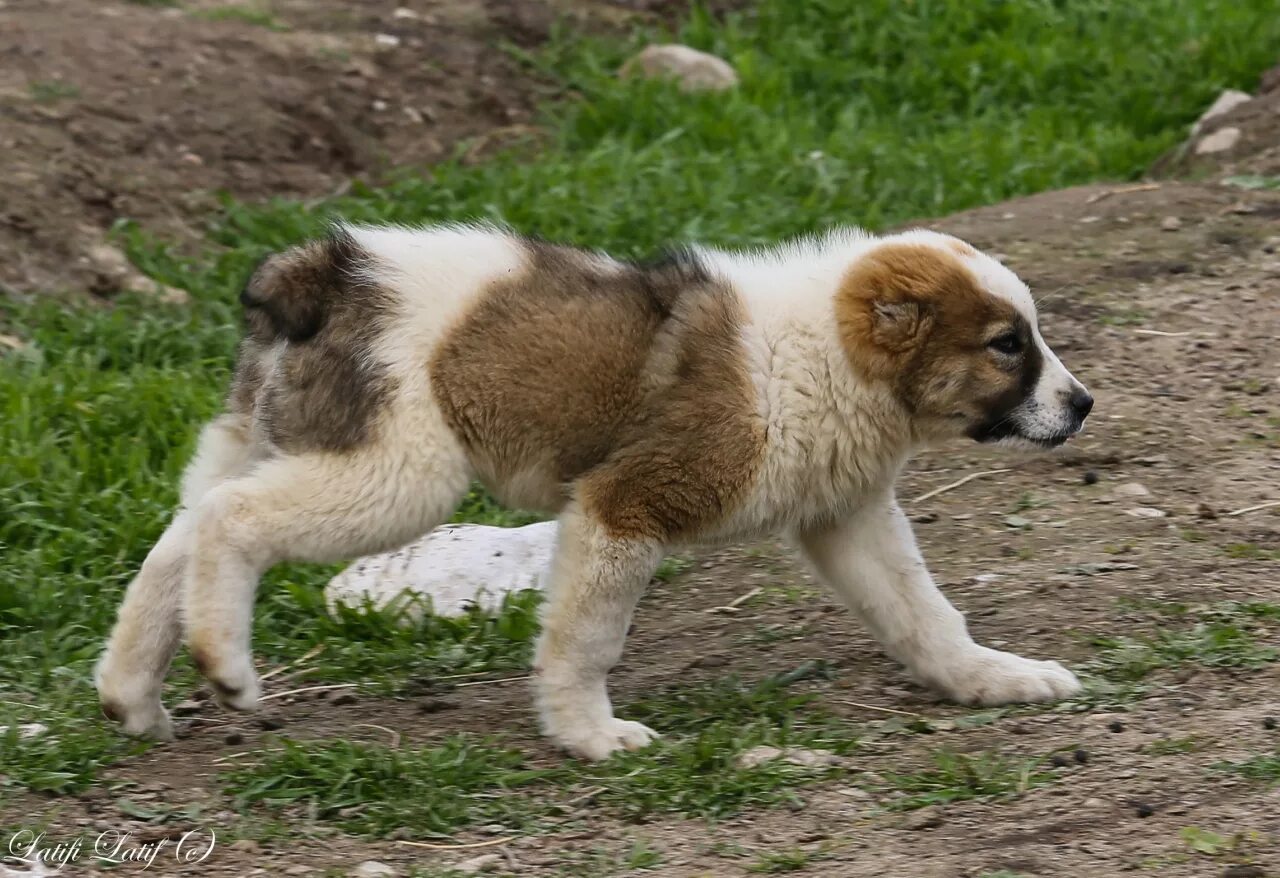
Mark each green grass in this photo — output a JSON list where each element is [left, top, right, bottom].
[[222, 669, 857, 836], [222, 736, 554, 839], [880, 751, 1059, 811], [3, 0, 1280, 799], [1218, 751, 1280, 784], [192, 4, 285, 30]]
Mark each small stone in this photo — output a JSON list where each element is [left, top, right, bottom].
[[392, 7, 418, 18], [690, 653, 729, 669], [737, 745, 842, 769], [284, 867, 314, 876], [619, 44, 739, 92], [331, 693, 358, 706], [1083, 470, 1099, 485], [374, 33, 401, 48], [1222, 865, 1266, 878], [229, 839, 260, 853], [1112, 482, 1152, 499], [1127, 506, 1167, 518], [454, 854, 502, 874], [224, 731, 245, 746], [1264, 717, 1277, 730], [1108, 720, 1126, 733], [1195, 126, 1241, 155], [418, 698, 457, 714], [350, 861, 396, 878], [1135, 802, 1155, 818], [257, 717, 284, 731], [905, 812, 944, 830], [1082, 797, 1108, 810], [172, 700, 203, 716], [1051, 753, 1072, 768], [1074, 748, 1090, 765], [1197, 503, 1219, 520], [1160, 216, 1182, 232]]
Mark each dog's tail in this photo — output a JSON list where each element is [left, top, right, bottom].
[[239, 227, 365, 343]]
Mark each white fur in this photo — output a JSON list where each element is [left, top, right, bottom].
[[97, 224, 1086, 760]]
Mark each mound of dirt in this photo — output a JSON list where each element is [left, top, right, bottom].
[[1153, 60, 1280, 179], [0, 0, 590, 297]]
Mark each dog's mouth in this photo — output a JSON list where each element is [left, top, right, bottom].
[[968, 419, 1078, 448]]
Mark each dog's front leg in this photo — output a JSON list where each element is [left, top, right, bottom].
[[532, 504, 664, 761], [797, 491, 1081, 705]]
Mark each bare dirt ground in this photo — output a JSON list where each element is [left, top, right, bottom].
[[3, 3, 1280, 875], [0, 0, 716, 297]]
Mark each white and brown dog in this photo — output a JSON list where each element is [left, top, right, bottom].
[[96, 224, 1093, 760]]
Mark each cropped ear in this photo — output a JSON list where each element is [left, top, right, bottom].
[[870, 299, 932, 353]]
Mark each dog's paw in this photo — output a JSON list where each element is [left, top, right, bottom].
[[926, 647, 1081, 706], [96, 662, 175, 741], [190, 646, 261, 712], [550, 717, 659, 762]]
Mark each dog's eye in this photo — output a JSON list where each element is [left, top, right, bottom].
[[987, 333, 1023, 356]]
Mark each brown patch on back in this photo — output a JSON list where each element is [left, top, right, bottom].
[[948, 239, 978, 257], [835, 242, 1036, 425], [229, 230, 398, 453], [431, 242, 765, 540]]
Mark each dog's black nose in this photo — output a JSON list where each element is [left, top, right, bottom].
[[1069, 388, 1094, 420]]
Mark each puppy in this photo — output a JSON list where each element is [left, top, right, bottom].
[[96, 224, 1093, 760]]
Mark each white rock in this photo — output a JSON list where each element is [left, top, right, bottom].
[[326, 522, 557, 619], [453, 854, 501, 875], [0, 723, 48, 739], [737, 745, 842, 769], [619, 44, 738, 92], [1190, 89, 1251, 136], [1160, 216, 1182, 231], [350, 862, 396, 878], [1195, 126, 1241, 155], [1126, 507, 1167, 518], [1112, 482, 1152, 499], [375, 33, 402, 48]]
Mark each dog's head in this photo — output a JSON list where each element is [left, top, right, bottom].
[[837, 231, 1092, 448]]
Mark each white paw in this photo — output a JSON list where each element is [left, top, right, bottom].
[[550, 717, 659, 762], [191, 647, 261, 712], [95, 664, 175, 741], [924, 647, 1082, 706]]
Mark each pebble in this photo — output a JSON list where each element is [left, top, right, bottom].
[[350, 861, 396, 878], [1221, 866, 1266, 878], [1135, 802, 1155, 818], [454, 854, 502, 874], [1195, 126, 1241, 154], [257, 717, 284, 731], [1051, 753, 1072, 768], [228, 839, 260, 853], [224, 731, 245, 745], [1160, 216, 1183, 232], [1264, 717, 1276, 730], [1083, 470, 1099, 485], [1108, 720, 1126, 733], [331, 692, 358, 706], [1074, 748, 1090, 765]]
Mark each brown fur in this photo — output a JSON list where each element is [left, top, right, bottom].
[[230, 231, 398, 453], [835, 243, 1040, 429], [431, 242, 765, 539]]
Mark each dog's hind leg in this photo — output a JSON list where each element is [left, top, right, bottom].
[[182, 440, 471, 712], [97, 414, 256, 739]]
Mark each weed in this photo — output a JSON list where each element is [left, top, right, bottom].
[[28, 81, 79, 103], [194, 5, 286, 30], [749, 847, 824, 873], [1146, 736, 1202, 755]]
